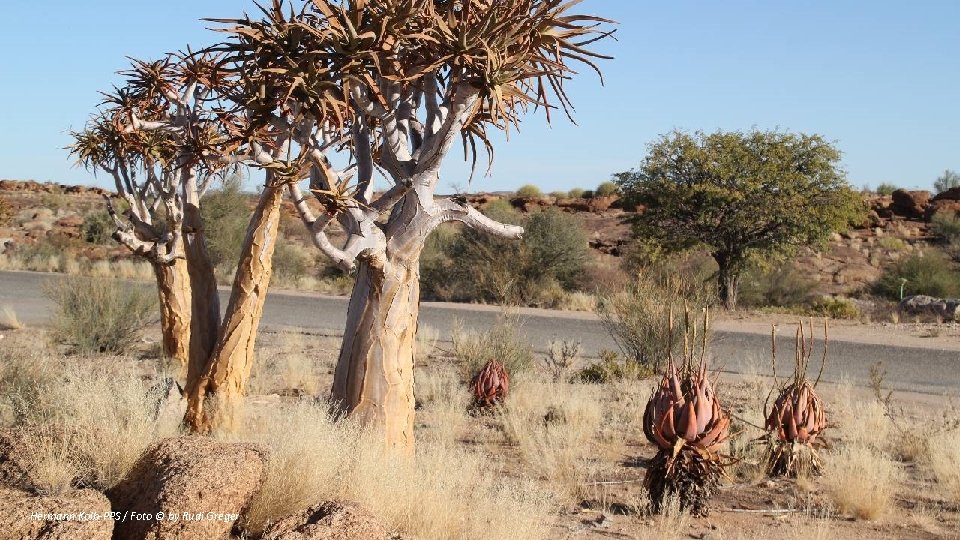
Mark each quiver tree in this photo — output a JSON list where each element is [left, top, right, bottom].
[[642, 310, 730, 516], [213, 0, 614, 451], [764, 321, 829, 477], [69, 56, 231, 370], [71, 46, 328, 433]]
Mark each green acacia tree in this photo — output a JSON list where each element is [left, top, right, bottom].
[[618, 129, 865, 310]]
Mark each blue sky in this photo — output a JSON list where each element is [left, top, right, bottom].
[[0, 1, 957, 193]]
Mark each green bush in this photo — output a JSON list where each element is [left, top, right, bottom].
[[595, 181, 619, 197], [581, 190, 595, 199], [931, 213, 960, 261], [272, 242, 312, 285], [548, 191, 569, 199], [422, 204, 589, 307], [875, 183, 899, 196], [44, 276, 157, 354], [873, 250, 960, 300], [202, 175, 250, 270], [515, 184, 544, 199], [738, 262, 817, 308], [577, 349, 653, 383], [452, 316, 534, 382], [567, 188, 585, 199], [810, 297, 861, 319], [81, 212, 115, 245]]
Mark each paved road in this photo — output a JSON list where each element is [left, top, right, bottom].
[[2, 270, 958, 395]]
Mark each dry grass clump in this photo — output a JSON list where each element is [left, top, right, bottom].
[[237, 400, 552, 540], [832, 382, 893, 452], [0, 346, 179, 493], [495, 378, 606, 503], [44, 275, 157, 354], [925, 428, 960, 502], [452, 315, 534, 381], [415, 367, 469, 448], [821, 444, 902, 520], [0, 305, 24, 330]]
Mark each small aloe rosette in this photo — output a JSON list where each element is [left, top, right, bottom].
[[470, 359, 510, 408]]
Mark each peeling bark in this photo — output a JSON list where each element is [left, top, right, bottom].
[[153, 259, 191, 369], [183, 202, 221, 397], [184, 183, 285, 433], [333, 255, 421, 454]]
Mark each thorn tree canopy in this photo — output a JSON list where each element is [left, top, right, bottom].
[[617, 129, 867, 311]]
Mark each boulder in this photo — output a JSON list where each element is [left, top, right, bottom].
[[890, 189, 931, 219], [260, 501, 389, 540], [107, 436, 266, 540], [0, 487, 112, 540], [898, 295, 960, 321]]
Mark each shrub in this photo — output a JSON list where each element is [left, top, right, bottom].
[[424, 206, 589, 306], [577, 349, 653, 383], [595, 181, 619, 197], [567, 188, 585, 199], [738, 262, 816, 308], [931, 213, 960, 262], [271, 242, 311, 285], [44, 276, 157, 354], [875, 183, 899, 196], [451, 316, 534, 382], [596, 271, 711, 372], [81, 211, 115, 245], [580, 189, 595, 199], [810, 297, 861, 319], [873, 250, 960, 300], [515, 184, 544, 198], [523, 208, 589, 289], [202, 174, 250, 270], [875, 236, 907, 251], [548, 190, 568, 199]]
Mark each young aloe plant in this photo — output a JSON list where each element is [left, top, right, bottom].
[[764, 320, 829, 477], [471, 359, 510, 408], [642, 309, 730, 516]]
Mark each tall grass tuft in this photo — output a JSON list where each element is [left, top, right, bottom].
[[44, 276, 157, 354], [236, 400, 553, 539]]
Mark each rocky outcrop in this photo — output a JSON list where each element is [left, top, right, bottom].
[[107, 437, 266, 540], [898, 295, 960, 321], [890, 189, 931, 219], [260, 501, 389, 540]]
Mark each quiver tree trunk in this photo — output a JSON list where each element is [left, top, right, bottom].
[[184, 183, 285, 433], [182, 200, 221, 398], [333, 255, 421, 454], [152, 259, 192, 369]]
